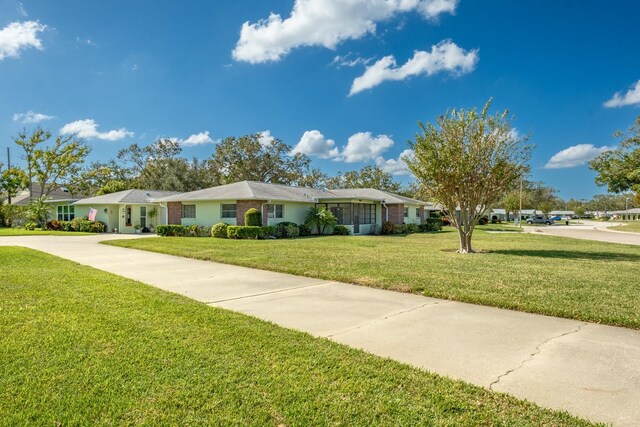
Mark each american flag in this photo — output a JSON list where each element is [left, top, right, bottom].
[[88, 208, 97, 221]]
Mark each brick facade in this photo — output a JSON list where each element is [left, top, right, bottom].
[[236, 200, 267, 225], [167, 202, 182, 225], [386, 203, 404, 225]]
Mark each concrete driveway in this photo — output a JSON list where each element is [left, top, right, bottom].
[[524, 220, 640, 245], [1, 234, 639, 426]]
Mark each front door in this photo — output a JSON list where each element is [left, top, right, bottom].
[[140, 206, 147, 228], [354, 214, 360, 234]]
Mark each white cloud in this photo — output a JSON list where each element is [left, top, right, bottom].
[[349, 40, 478, 95], [258, 130, 276, 147], [13, 110, 55, 124], [0, 21, 46, 61], [291, 130, 339, 158], [174, 131, 214, 146], [17, 3, 28, 17], [603, 80, 640, 108], [60, 119, 134, 141], [544, 144, 612, 169], [76, 36, 98, 47], [376, 149, 414, 175], [232, 0, 458, 63], [331, 53, 375, 68], [342, 132, 394, 162]]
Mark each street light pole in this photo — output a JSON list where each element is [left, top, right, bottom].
[[518, 178, 523, 229]]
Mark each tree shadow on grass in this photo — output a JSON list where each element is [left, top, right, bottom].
[[489, 249, 640, 262]]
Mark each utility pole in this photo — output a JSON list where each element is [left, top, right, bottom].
[[518, 178, 523, 229], [6, 147, 11, 205]]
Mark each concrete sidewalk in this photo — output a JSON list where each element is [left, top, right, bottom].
[[2, 234, 639, 426]]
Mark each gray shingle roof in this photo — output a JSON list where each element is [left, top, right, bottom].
[[72, 189, 180, 205], [156, 181, 435, 207]]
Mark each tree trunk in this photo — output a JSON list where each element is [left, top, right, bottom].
[[457, 228, 475, 253]]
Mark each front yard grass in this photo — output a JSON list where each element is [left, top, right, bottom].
[[105, 227, 640, 329], [0, 227, 92, 236], [0, 247, 592, 426], [609, 221, 640, 233]]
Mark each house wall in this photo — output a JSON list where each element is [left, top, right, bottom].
[[179, 200, 238, 228], [167, 202, 181, 225], [265, 202, 313, 227], [237, 200, 267, 225]]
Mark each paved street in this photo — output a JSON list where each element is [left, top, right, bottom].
[[524, 220, 640, 245]]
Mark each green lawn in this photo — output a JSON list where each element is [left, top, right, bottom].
[[0, 247, 592, 426], [105, 227, 640, 329], [0, 227, 92, 236], [609, 221, 640, 233]]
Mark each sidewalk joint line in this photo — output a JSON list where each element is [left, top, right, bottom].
[[325, 300, 451, 338], [205, 281, 335, 304]]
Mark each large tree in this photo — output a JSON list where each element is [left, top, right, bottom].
[[14, 128, 90, 199], [117, 139, 219, 192], [0, 167, 28, 204], [590, 115, 640, 195], [325, 165, 402, 192], [210, 133, 317, 185], [407, 100, 531, 253]]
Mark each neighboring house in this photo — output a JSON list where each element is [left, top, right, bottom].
[[611, 208, 640, 221], [48, 189, 179, 233], [520, 209, 543, 220], [156, 181, 438, 235], [8, 185, 83, 206], [490, 209, 508, 221], [549, 210, 576, 218]]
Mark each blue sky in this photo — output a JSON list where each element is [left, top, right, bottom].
[[1, 0, 639, 199]]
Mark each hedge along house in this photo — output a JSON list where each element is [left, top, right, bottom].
[[156, 181, 438, 235], [49, 189, 179, 233]]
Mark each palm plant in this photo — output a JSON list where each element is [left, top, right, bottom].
[[304, 207, 337, 235]]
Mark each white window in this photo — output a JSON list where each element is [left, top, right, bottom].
[[221, 204, 236, 219], [182, 204, 196, 219], [404, 207, 409, 218], [57, 205, 75, 221], [416, 207, 420, 217], [267, 204, 284, 219]]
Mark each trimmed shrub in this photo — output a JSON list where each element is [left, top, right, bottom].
[[244, 208, 262, 226], [478, 216, 489, 225], [393, 224, 405, 234], [46, 220, 61, 230], [60, 221, 74, 232], [332, 225, 350, 235], [425, 218, 443, 231], [262, 226, 276, 238], [227, 225, 263, 240], [275, 221, 297, 238], [403, 223, 420, 234], [285, 224, 300, 238], [211, 223, 228, 238], [298, 224, 311, 237], [188, 224, 210, 237], [24, 221, 37, 231], [156, 224, 187, 237], [380, 221, 395, 235]]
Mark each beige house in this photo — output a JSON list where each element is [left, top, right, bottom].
[[156, 181, 438, 235]]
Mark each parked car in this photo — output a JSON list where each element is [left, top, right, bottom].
[[526, 215, 554, 225], [550, 215, 562, 221]]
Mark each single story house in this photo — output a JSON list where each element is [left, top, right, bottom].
[[8, 185, 84, 206], [520, 209, 544, 220], [611, 208, 640, 221], [48, 189, 179, 233], [490, 209, 508, 221], [156, 181, 439, 235]]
